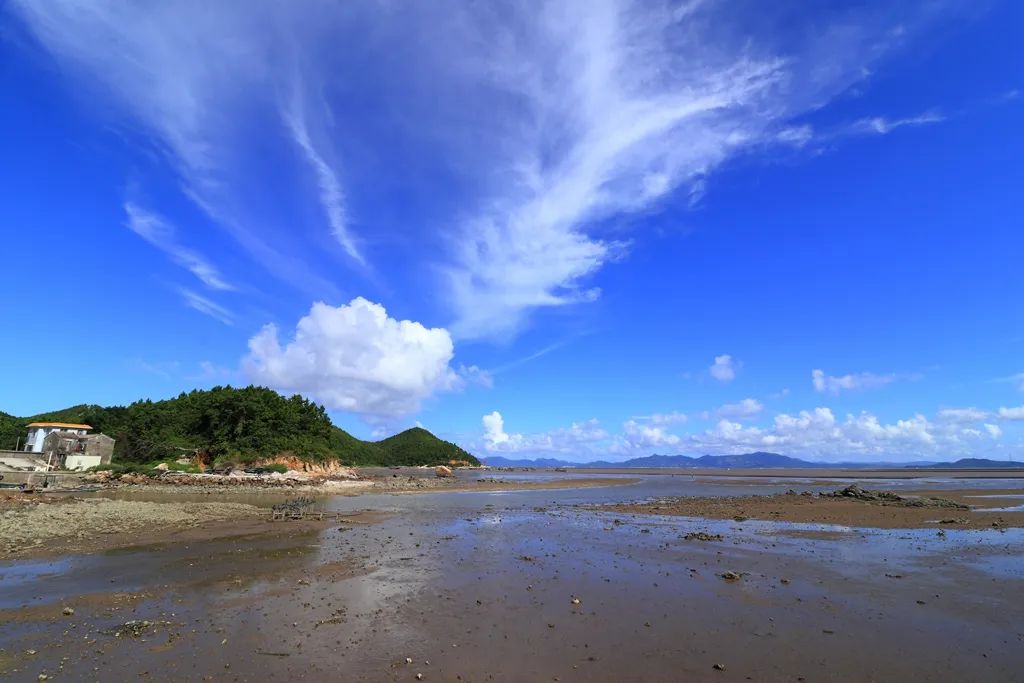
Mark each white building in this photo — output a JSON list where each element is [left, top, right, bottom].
[[23, 422, 91, 453]]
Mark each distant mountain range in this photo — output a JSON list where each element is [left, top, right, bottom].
[[482, 451, 1023, 469]]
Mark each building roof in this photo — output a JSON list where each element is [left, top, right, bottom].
[[27, 422, 92, 430]]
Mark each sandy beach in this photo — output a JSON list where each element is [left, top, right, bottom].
[[2, 471, 1023, 682]]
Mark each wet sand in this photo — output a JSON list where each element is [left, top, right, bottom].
[[598, 486, 1024, 529], [2, 474, 1023, 681]]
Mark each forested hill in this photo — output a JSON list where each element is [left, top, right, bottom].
[[0, 386, 479, 467]]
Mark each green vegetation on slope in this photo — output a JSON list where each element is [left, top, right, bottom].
[[1, 386, 479, 467], [375, 427, 477, 466]]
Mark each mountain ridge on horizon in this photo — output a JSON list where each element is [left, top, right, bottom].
[[481, 452, 1023, 469]]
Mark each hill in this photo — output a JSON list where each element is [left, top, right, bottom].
[[2, 386, 479, 467], [920, 458, 1024, 469], [375, 427, 476, 466]]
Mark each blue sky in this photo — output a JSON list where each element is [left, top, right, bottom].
[[1, 0, 1022, 462]]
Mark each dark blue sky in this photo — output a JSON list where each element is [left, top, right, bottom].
[[1, 0, 1021, 461]]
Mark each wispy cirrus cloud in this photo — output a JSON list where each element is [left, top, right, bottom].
[[11, 0, 363, 295], [777, 109, 946, 149], [12, 0, 967, 342], [435, 1, 954, 339], [125, 202, 233, 291], [179, 288, 234, 326]]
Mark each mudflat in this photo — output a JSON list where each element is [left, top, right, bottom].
[[599, 484, 1024, 529], [2, 473, 1022, 682]]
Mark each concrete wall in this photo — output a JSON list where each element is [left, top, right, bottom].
[[64, 454, 102, 471], [0, 451, 49, 472]]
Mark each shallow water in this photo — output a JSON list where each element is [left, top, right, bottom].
[[3, 472, 1024, 681]]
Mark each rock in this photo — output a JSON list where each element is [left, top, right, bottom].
[[154, 463, 170, 471], [713, 663, 725, 671], [720, 571, 741, 581], [405, 658, 413, 664], [434, 465, 453, 478], [415, 674, 424, 680], [570, 597, 581, 605], [62, 606, 74, 616], [684, 532, 723, 542]]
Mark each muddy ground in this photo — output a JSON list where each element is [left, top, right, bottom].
[[598, 485, 1024, 529], [0, 476, 633, 560], [2, 476, 1023, 681]]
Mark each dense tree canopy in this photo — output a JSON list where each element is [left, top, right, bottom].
[[1, 386, 479, 466]]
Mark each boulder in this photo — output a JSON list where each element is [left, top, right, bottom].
[[435, 465, 454, 478]]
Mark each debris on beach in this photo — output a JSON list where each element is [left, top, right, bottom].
[[683, 531, 723, 542]]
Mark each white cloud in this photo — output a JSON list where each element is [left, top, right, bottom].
[[776, 109, 945, 150], [937, 407, 989, 424], [998, 406, 1024, 421], [179, 288, 234, 325], [455, 364, 494, 389], [710, 354, 737, 382], [622, 420, 681, 449], [15, 2, 961, 339], [12, 1, 359, 295], [482, 411, 512, 448], [242, 298, 459, 419], [472, 401, 1017, 462], [125, 203, 233, 290], [281, 89, 363, 264], [638, 411, 689, 426], [481, 411, 610, 454], [437, 1, 949, 339], [852, 111, 944, 135], [717, 398, 764, 420], [812, 368, 896, 395]]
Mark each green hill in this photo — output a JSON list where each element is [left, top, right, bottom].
[[376, 427, 477, 466], [1, 386, 479, 467]]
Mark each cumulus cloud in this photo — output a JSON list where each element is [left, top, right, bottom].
[[812, 369, 896, 395], [482, 411, 511, 448], [243, 298, 460, 419], [634, 412, 689, 426], [622, 420, 681, 449], [937, 407, 989, 423], [998, 406, 1024, 421], [125, 203, 233, 291], [716, 398, 763, 420], [709, 355, 737, 382], [473, 401, 1015, 463], [481, 411, 609, 454]]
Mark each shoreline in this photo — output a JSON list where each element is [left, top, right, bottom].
[[0, 476, 637, 561]]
